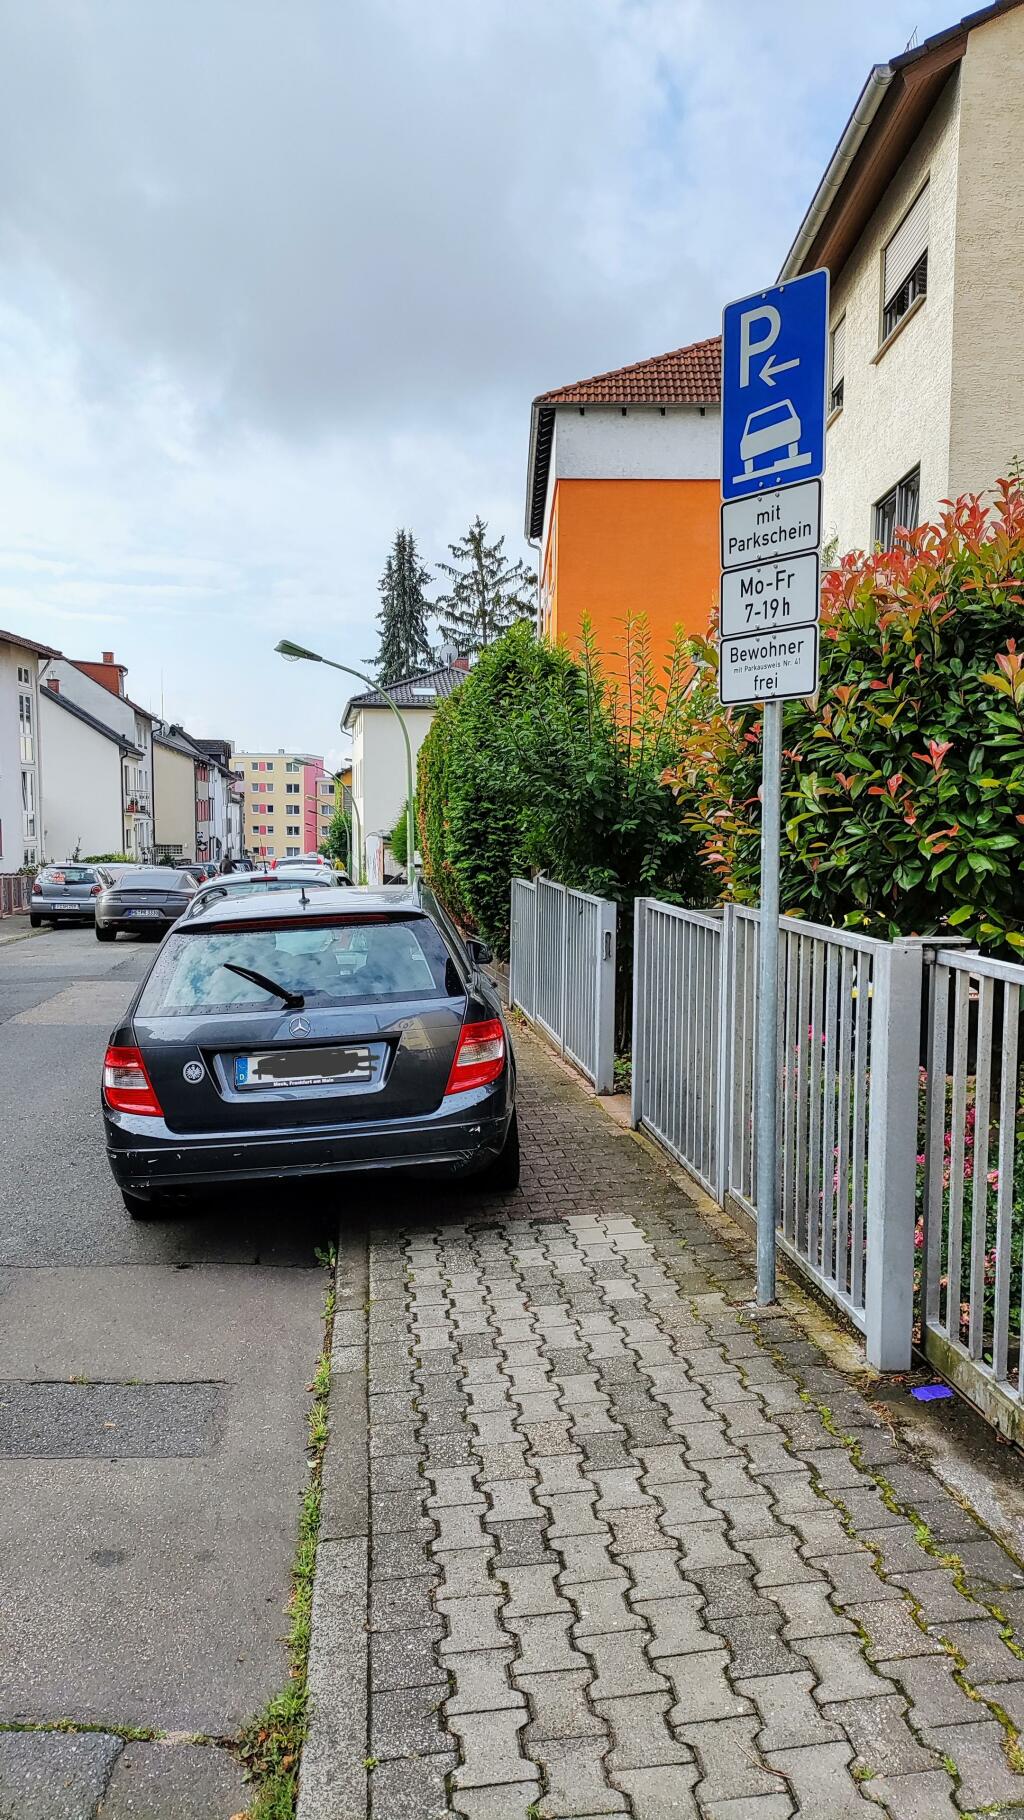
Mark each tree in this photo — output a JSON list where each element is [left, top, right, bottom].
[[434, 516, 536, 657], [322, 803, 351, 867], [373, 530, 433, 684]]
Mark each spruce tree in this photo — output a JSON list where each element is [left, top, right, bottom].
[[373, 529, 434, 684], [434, 516, 536, 658]]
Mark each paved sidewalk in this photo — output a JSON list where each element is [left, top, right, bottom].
[[324, 1026, 1024, 1819]]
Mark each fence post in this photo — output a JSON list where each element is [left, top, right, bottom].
[[593, 896, 617, 1097], [631, 901, 647, 1127], [714, 905, 736, 1206], [864, 938, 924, 1371], [509, 880, 517, 1010]]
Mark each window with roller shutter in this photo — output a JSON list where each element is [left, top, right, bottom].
[[829, 316, 846, 414], [881, 183, 929, 341]]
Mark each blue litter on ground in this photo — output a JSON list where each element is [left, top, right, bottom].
[[911, 1383, 954, 1401]]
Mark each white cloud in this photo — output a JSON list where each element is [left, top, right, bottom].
[[0, 0, 954, 751]]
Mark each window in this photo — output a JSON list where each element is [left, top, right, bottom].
[[21, 768, 36, 838], [882, 183, 928, 341], [286, 782, 300, 794], [286, 760, 300, 773], [18, 690, 33, 763], [287, 845, 300, 856], [265, 783, 274, 793], [137, 916, 458, 1014], [829, 317, 845, 413], [17, 665, 30, 685], [873, 466, 920, 549]]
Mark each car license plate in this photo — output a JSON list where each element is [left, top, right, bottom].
[[126, 908, 162, 917], [234, 1045, 373, 1089]]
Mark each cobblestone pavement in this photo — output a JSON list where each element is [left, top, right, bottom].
[[361, 1027, 1024, 1819]]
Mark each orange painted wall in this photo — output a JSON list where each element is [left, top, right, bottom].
[[544, 477, 719, 671]]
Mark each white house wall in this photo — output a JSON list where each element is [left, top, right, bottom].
[[948, 8, 1024, 497], [153, 744, 197, 856], [354, 707, 439, 846], [40, 698, 123, 861], [0, 641, 43, 869], [540, 405, 721, 560], [822, 72, 961, 554]]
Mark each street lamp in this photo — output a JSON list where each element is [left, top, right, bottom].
[[275, 640, 416, 884]]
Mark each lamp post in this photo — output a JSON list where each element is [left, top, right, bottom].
[[275, 640, 416, 884]]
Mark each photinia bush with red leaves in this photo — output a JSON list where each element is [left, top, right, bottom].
[[665, 480, 1024, 949]]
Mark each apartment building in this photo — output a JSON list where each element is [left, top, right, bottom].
[[40, 680, 141, 860], [39, 651, 156, 860], [233, 750, 325, 860], [780, 0, 1024, 552], [0, 628, 57, 868]]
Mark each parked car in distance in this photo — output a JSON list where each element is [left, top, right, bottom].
[[30, 864, 102, 927], [94, 863, 143, 889], [182, 868, 347, 918], [95, 867, 198, 942], [175, 862, 212, 885], [101, 883, 518, 1216], [272, 853, 330, 870], [220, 857, 255, 873]]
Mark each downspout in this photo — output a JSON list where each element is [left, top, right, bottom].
[[778, 66, 894, 279]]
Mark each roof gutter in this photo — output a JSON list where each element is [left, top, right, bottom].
[[778, 64, 894, 280]]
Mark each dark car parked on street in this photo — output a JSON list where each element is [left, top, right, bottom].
[[95, 867, 198, 942], [30, 864, 103, 927], [101, 884, 518, 1216]]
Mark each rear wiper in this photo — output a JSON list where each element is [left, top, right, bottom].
[[222, 962, 305, 1009]]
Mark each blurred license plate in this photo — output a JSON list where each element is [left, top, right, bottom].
[[127, 908, 162, 917], [235, 1046, 372, 1089]]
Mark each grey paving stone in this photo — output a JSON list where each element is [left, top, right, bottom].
[[477, 1443, 533, 1482], [684, 1564, 763, 1619], [100, 1743, 248, 1820], [586, 1630, 669, 1700], [500, 1563, 572, 1617], [451, 1778, 542, 1818], [0, 1732, 124, 1820], [367, 1752, 457, 1820], [371, 1626, 448, 1691], [371, 1454, 422, 1492], [445, 1647, 523, 1714], [662, 1648, 751, 1723], [876, 1650, 980, 1727], [449, 1707, 538, 1790], [597, 1691, 692, 1769], [507, 1610, 589, 1676], [528, 1737, 627, 1815], [822, 1691, 941, 1775], [844, 1597, 943, 1662], [371, 1684, 449, 1759], [620, 1549, 695, 1604], [372, 1524, 436, 1577], [432, 1503, 490, 1552], [806, 1549, 905, 1607], [612, 1764, 701, 1817], [674, 1715, 783, 1802], [765, 1740, 881, 1814], [427, 1465, 482, 1507], [490, 1518, 556, 1567], [800, 1632, 890, 1703], [608, 1508, 674, 1556], [573, 1575, 644, 1640], [919, 1719, 1024, 1807], [439, 1594, 508, 1657], [558, 1534, 635, 1586], [519, 1667, 607, 1741], [433, 1545, 499, 1599], [714, 1611, 807, 1678], [742, 1535, 827, 1588], [698, 1797, 792, 1820], [857, 1768, 959, 1820]]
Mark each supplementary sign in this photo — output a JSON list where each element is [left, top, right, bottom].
[[719, 552, 820, 639], [721, 479, 821, 570], [721, 271, 828, 502], [719, 624, 819, 705]]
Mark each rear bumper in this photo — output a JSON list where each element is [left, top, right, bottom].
[[36, 901, 95, 918], [97, 914, 175, 933], [104, 1089, 513, 1194]]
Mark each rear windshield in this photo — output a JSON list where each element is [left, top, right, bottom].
[[194, 878, 332, 904], [136, 916, 463, 1014], [116, 869, 194, 890], [40, 866, 95, 884]]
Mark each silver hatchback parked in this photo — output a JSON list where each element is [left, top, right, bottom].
[[30, 864, 102, 927]]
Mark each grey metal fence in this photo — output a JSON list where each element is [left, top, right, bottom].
[[509, 876, 617, 1093], [631, 900, 729, 1199], [630, 901, 926, 1370], [921, 948, 1024, 1437]]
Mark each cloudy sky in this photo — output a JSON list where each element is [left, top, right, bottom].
[[0, 0, 954, 765]]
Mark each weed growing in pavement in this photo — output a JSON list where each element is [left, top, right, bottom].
[[236, 1246, 335, 1820]]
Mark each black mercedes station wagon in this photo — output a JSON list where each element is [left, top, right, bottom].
[[102, 884, 518, 1217]]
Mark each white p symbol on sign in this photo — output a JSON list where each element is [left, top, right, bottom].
[[739, 305, 780, 388]]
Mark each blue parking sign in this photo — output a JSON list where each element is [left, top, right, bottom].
[[721, 270, 828, 502]]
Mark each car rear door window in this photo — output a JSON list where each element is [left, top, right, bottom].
[[136, 917, 462, 1015], [41, 866, 95, 885]]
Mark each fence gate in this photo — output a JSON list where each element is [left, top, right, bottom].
[[921, 948, 1024, 1439], [509, 877, 616, 1094], [631, 900, 729, 1200]]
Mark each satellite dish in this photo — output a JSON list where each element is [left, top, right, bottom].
[[439, 642, 459, 668]]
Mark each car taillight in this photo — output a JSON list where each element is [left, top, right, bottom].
[[102, 1045, 163, 1117], [32, 879, 42, 895], [90, 884, 102, 896], [445, 1018, 506, 1095]]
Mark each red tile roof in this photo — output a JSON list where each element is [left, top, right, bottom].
[[534, 335, 721, 408]]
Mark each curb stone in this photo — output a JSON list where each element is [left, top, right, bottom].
[[297, 1226, 370, 1820]]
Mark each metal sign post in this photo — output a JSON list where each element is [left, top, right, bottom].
[[719, 270, 829, 1304]]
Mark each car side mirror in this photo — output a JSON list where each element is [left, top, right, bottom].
[[467, 938, 492, 967]]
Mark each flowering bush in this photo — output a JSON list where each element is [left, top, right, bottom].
[[666, 481, 1024, 949]]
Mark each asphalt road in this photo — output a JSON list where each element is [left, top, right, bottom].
[[0, 924, 334, 1752]]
